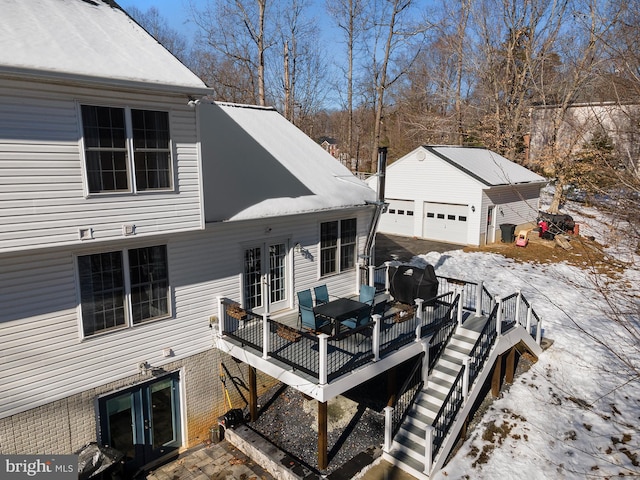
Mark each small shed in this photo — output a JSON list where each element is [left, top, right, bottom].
[[367, 146, 547, 246]]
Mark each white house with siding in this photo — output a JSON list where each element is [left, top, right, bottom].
[[367, 146, 547, 246], [0, 0, 376, 475]]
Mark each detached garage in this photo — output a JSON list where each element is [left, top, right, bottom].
[[368, 146, 547, 246]]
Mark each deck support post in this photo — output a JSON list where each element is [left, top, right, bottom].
[[387, 367, 397, 407], [424, 426, 434, 474], [505, 347, 516, 385], [415, 298, 424, 322], [457, 288, 464, 326], [384, 262, 391, 294], [462, 357, 469, 400], [491, 353, 503, 397], [248, 366, 258, 422], [495, 296, 503, 336], [421, 340, 430, 386], [536, 317, 543, 345], [262, 313, 269, 359], [372, 314, 381, 361], [217, 296, 225, 335], [476, 280, 483, 317], [318, 334, 329, 385], [383, 406, 393, 452], [318, 401, 328, 470]]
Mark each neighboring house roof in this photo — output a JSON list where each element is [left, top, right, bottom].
[[421, 146, 546, 187], [0, 0, 209, 94], [200, 102, 376, 222]]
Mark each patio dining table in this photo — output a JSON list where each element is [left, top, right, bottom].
[[314, 297, 370, 335]]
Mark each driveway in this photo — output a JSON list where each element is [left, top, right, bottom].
[[374, 232, 462, 264]]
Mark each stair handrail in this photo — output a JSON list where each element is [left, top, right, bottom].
[[428, 293, 460, 373], [390, 352, 425, 437], [430, 366, 466, 462], [466, 302, 499, 388], [428, 303, 500, 471]]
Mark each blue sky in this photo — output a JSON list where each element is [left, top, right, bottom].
[[119, 0, 200, 40], [118, 0, 339, 48]]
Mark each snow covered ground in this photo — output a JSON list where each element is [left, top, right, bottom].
[[416, 197, 640, 479]]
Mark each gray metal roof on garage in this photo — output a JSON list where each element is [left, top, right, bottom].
[[423, 146, 546, 187]]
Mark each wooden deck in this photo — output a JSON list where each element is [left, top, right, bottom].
[[219, 296, 456, 385]]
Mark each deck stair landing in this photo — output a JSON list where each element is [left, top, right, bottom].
[[385, 315, 488, 478]]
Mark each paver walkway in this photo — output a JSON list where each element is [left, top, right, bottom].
[[146, 441, 274, 480]]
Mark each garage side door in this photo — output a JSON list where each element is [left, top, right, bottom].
[[378, 199, 415, 237], [422, 202, 468, 244]]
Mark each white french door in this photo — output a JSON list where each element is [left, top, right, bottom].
[[243, 241, 289, 313]]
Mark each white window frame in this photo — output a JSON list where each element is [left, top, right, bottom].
[[75, 244, 172, 339], [79, 103, 174, 196], [319, 218, 357, 278]]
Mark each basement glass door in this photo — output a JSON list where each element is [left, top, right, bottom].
[[244, 242, 288, 313], [98, 373, 181, 475]]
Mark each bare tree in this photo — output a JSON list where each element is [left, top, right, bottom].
[[193, 0, 271, 105], [366, 0, 426, 171], [126, 6, 189, 64], [275, 0, 328, 127], [327, 0, 367, 166]]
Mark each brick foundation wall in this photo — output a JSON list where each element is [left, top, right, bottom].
[[0, 348, 278, 455]]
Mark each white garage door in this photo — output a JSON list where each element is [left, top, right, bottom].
[[422, 202, 469, 244], [379, 199, 415, 237]]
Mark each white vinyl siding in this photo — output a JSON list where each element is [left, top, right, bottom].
[[0, 78, 202, 253], [0, 206, 374, 419], [369, 147, 542, 246]]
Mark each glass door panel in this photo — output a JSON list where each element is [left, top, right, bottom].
[[244, 242, 289, 313], [99, 373, 181, 475], [244, 247, 262, 310]]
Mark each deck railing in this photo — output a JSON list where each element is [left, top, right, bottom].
[[426, 291, 542, 471], [428, 293, 460, 373], [219, 296, 450, 385], [391, 353, 425, 437]]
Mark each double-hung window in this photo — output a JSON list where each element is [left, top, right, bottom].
[[81, 105, 172, 194], [78, 245, 170, 337], [320, 218, 357, 276]]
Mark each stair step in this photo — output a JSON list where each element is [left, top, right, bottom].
[[414, 398, 440, 417], [406, 406, 434, 426], [433, 363, 459, 379], [439, 352, 463, 369], [451, 331, 477, 345], [446, 342, 474, 356], [389, 447, 425, 476], [421, 388, 447, 404], [393, 432, 426, 463]]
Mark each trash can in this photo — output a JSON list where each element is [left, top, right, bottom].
[[499, 223, 516, 243]]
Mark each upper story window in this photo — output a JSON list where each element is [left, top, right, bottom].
[[320, 218, 357, 277], [78, 245, 170, 337], [81, 105, 172, 194]]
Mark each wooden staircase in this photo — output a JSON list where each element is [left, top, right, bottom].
[[384, 316, 487, 478]]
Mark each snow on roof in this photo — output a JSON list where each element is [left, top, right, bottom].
[[424, 146, 546, 186], [0, 0, 208, 93], [200, 102, 376, 222]]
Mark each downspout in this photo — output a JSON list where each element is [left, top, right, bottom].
[[364, 147, 388, 268]]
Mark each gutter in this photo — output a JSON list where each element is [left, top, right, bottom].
[[363, 147, 389, 267], [0, 65, 212, 97]]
